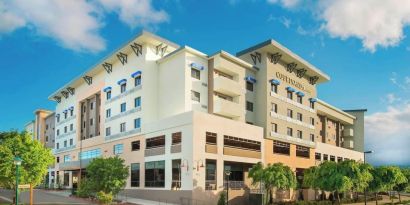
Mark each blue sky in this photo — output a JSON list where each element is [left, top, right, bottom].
[[0, 0, 409, 166]]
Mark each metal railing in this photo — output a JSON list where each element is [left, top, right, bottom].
[[224, 181, 245, 189], [205, 180, 217, 190]]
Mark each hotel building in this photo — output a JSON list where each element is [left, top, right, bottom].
[[28, 31, 365, 204]]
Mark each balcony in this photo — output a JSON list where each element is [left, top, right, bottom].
[[270, 131, 316, 148], [343, 128, 354, 137], [205, 144, 217, 154], [213, 97, 242, 118], [342, 139, 354, 149], [145, 147, 165, 157], [171, 144, 181, 153], [213, 76, 242, 96], [223, 147, 261, 159]]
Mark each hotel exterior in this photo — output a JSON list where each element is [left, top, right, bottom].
[[26, 31, 366, 204]]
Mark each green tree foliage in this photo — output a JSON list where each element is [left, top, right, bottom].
[[249, 162, 297, 204], [369, 166, 407, 204], [338, 160, 373, 201], [0, 131, 54, 188], [96, 191, 113, 205], [217, 192, 226, 205], [393, 168, 409, 202], [86, 156, 129, 196]]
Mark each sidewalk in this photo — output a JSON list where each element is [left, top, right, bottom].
[[116, 194, 179, 205], [345, 195, 410, 205]]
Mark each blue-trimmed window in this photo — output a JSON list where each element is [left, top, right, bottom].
[[57, 129, 60, 136], [106, 109, 111, 118], [310, 101, 315, 109], [134, 118, 141, 129], [120, 122, 126, 132], [287, 91, 293, 100], [107, 91, 111, 100], [114, 144, 124, 155], [121, 103, 126, 112], [80, 148, 101, 160], [135, 75, 141, 86], [64, 155, 71, 162], [70, 138, 73, 146], [297, 95, 303, 104], [246, 81, 254, 91], [271, 84, 278, 93], [64, 140, 67, 147], [131, 163, 140, 187], [121, 83, 127, 93], [56, 115, 60, 123], [135, 97, 141, 108], [106, 127, 111, 136], [191, 68, 200, 80], [56, 143, 59, 149], [70, 109, 74, 116], [70, 124, 73, 131]]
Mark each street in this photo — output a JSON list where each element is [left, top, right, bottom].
[[0, 189, 97, 205]]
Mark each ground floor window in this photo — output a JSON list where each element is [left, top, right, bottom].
[[145, 160, 165, 187], [205, 160, 217, 190], [131, 163, 140, 187], [63, 172, 69, 186], [273, 141, 290, 155], [172, 159, 181, 189], [296, 145, 310, 158]]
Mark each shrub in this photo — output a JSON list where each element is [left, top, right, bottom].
[[217, 192, 226, 205], [96, 191, 113, 205], [76, 179, 93, 198]]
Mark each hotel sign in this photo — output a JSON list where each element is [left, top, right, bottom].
[[275, 72, 310, 93]]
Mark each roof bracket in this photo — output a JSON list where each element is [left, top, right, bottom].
[[83, 76, 92, 85], [102, 62, 112, 73], [67, 87, 75, 95], [61, 91, 69, 99], [296, 69, 307, 78], [309, 76, 319, 85], [131, 43, 143, 56], [269, 52, 282, 64], [117, 52, 128, 65], [54, 96, 61, 103], [250, 52, 261, 65], [286, 62, 297, 73], [156, 43, 167, 56]]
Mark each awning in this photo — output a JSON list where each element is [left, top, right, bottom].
[[63, 110, 68, 113], [270, 79, 280, 85], [190, 63, 204, 70], [244, 76, 257, 84], [296, 91, 305, 97], [68, 106, 74, 111], [56, 114, 60, 118], [309, 98, 317, 103], [103, 87, 112, 92], [286, 86, 296, 92], [131, 71, 142, 78], [117, 79, 127, 85]]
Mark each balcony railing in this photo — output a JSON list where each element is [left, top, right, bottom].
[[224, 181, 245, 190], [145, 146, 165, 157], [205, 180, 217, 190], [171, 144, 181, 153]]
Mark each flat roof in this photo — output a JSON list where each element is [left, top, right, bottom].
[[236, 39, 330, 83], [48, 30, 180, 100]]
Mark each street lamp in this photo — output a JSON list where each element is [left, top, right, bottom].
[[14, 156, 22, 205], [225, 170, 231, 205], [363, 150, 373, 205]]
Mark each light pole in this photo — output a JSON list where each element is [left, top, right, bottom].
[[14, 156, 22, 205], [364, 150, 373, 205], [225, 170, 231, 205]]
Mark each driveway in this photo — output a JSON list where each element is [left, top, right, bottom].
[[0, 189, 97, 205]]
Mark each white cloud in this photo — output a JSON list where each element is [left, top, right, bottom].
[[385, 93, 401, 104], [267, 0, 300, 8], [0, 0, 169, 53], [365, 105, 410, 166]]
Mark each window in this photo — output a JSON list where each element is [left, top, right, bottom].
[[131, 141, 140, 151], [70, 124, 73, 131], [287, 127, 293, 136], [271, 84, 278, 93], [90, 102, 94, 110], [46, 124, 49, 130], [315, 153, 321, 160], [64, 112, 67, 119], [297, 95, 303, 104], [297, 130, 302, 139], [113, 144, 124, 155], [191, 68, 200, 80], [145, 161, 165, 187], [120, 123, 126, 132], [131, 163, 140, 187], [172, 132, 182, 145], [135, 75, 141, 86], [64, 140, 67, 147], [134, 97, 141, 108], [310, 117, 315, 125], [70, 109, 74, 116], [64, 155, 71, 162], [206, 132, 217, 145], [330, 155, 335, 161], [271, 123, 278, 133], [106, 91, 111, 100], [57, 115, 60, 123], [323, 154, 329, 161], [64, 126, 67, 133], [69, 138, 73, 146], [296, 145, 309, 158], [64, 172, 70, 186], [287, 91, 293, 100], [273, 141, 290, 155], [134, 118, 141, 129], [287, 109, 293, 118], [56, 143, 59, 149], [246, 81, 253, 91], [56, 157, 60, 163], [79, 148, 101, 160], [246, 101, 254, 112], [205, 160, 217, 190], [271, 103, 278, 113], [146, 135, 165, 149], [121, 83, 126, 93], [106, 109, 111, 118], [90, 118, 93, 126], [310, 101, 315, 109], [120, 103, 126, 112], [297, 113, 302, 121], [191, 90, 200, 102], [337, 157, 343, 162], [57, 129, 60, 136], [310, 134, 315, 142], [45, 136, 49, 142], [106, 127, 111, 136], [224, 135, 261, 151]]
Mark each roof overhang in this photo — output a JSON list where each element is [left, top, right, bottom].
[[237, 39, 330, 84], [316, 99, 356, 125], [209, 50, 258, 72]]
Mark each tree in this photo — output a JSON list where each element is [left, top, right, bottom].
[[394, 168, 410, 202], [249, 163, 296, 204], [0, 131, 54, 189], [338, 160, 373, 201], [86, 156, 129, 196], [369, 166, 407, 204], [303, 166, 322, 200]]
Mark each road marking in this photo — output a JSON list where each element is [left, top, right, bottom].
[[0, 195, 12, 202]]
